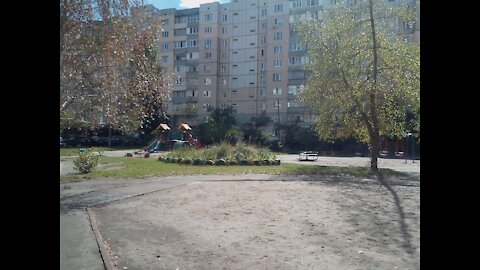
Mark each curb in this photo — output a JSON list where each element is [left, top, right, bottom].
[[87, 207, 116, 270]]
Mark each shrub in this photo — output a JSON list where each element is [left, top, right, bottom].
[[73, 150, 99, 173]]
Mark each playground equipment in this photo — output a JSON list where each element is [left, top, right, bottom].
[[142, 123, 173, 153], [178, 123, 204, 149]]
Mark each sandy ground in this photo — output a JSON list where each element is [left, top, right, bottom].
[[93, 180, 419, 270]]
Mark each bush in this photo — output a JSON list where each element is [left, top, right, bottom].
[[73, 150, 99, 173]]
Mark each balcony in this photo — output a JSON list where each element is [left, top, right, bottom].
[[172, 96, 198, 104]]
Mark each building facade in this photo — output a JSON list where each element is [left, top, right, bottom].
[[151, 0, 419, 133]]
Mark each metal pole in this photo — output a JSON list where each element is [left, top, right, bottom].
[[412, 134, 415, 163], [404, 136, 408, 163]]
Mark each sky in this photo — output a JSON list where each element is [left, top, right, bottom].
[[145, 0, 230, 10]]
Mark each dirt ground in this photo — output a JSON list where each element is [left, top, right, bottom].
[[93, 180, 419, 270]]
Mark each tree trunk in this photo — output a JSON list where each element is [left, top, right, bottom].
[[370, 130, 380, 171], [368, 0, 380, 172], [108, 126, 112, 147]]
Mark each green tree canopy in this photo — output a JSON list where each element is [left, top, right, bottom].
[[60, 0, 170, 134], [297, 0, 419, 170]]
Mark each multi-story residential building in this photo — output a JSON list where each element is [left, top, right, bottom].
[[151, 0, 419, 134]]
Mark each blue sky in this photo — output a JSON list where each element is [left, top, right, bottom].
[[146, 0, 230, 10]]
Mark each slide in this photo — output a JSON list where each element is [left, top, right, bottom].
[[147, 141, 162, 153], [143, 138, 157, 151]]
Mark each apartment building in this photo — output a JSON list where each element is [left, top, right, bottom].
[[152, 0, 419, 132]]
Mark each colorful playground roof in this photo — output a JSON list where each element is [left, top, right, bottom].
[[156, 124, 171, 131], [178, 123, 192, 131]]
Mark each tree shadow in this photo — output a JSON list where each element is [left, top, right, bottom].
[[302, 173, 419, 265], [376, 171, 416, 255]]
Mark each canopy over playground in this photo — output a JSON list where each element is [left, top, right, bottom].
[[178, 123, 192, 131], [156, 124, 171, 131]]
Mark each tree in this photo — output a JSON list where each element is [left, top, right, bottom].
[[60, 0, 170, 135], [297, 0, 419, 171], [197, 106, 238, 145]]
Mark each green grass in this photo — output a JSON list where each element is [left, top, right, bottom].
[[60, 156, 407, 181]]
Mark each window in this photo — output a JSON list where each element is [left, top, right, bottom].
[[260, 75, 265, 83], [203, 90, 211, 97], [162, 43, 168, 51], [261, 9, 267, 17], [274, 59, 282, 67], [273, 101, 280, 109], [174, 41, 186, 48], [222, 52, 227, 59], [204, 39, 212, 48], [175, 66, 184, 72], [292, 0, 302, 8], [273, 74, 282, 81], [222, 14, 228, 21], [260, 63, 266, 70], [205, 26, 212, 33], [288, 85, 298, 95], [261, 36, 266, 43], [186, 52, 199, 59], [274, 4, 283, 12], [221, 65, 226, 73], [260, 89, 267, 97], [274, 18, 282, 26], [205, 13, 212, 21], [204, 65, 212, 73], [222, 27, 227, 34], [222, 78, 227, 85], [307, 0, 316, 7], [188, 14, 199, 22], [261, 102, 266, 111], [274, 32, 283, 40], [205, 52, 212, 59], [222, 39, 228, 47], [273, 87, 282, 95], [162, 31, 169, 38], [175, 77, 184, 85], [221, 91, 227, 98], [162, 19, 169, 26], [161, 55, 168, 63], [203, 103, 210, 110], [186, 39, 198, 47], [187, 27, 198, 34], [274, 46, 282, 54], [175, 16, 186, 23], [262, 22, 267, 29], [203, 78, 211, 85], [289, 43, 303, 51]]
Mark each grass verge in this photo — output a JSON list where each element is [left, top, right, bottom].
[[60, 156, 407, 181]]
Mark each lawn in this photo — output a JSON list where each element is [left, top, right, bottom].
[[60, 156, 407, 180]]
